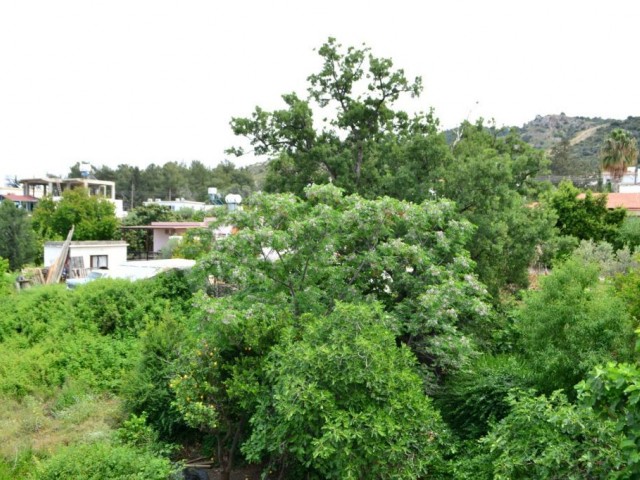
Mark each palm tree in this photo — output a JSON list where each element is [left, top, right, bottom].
[[600, 128, 639, 191]]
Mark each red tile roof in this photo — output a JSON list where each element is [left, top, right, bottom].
[[605, 193, 640, 211], [1, 194, 39, 202], [577, 192, 640, 211]]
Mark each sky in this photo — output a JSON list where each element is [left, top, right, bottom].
[[1, 0, 639, 182]]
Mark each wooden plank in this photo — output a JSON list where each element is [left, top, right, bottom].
[[46, 226, 74, 284]]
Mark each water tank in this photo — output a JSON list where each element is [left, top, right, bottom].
[[80, 163, 91, 178], [224, 194, 242, 211]]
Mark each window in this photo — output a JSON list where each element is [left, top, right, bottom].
[[90, 255, 108, 269]]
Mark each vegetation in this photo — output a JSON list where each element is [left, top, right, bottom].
[[73, 159, 256, 210], [600, 128, 639, 191], [5, 39, 640, 479], [0, 200, 38, 270], [32, 187, 119, 241]]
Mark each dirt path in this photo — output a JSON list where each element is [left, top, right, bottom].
[[569, 125, 603, 146]]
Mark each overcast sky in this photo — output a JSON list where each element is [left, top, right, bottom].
[[1, 0, 638, 181]]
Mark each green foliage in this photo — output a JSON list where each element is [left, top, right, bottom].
[[122, 312, 193, 440], [229, 37, 430, 197], [571, 239, 637, 277], [601, 128, 639, 189], [438, 121, 555, 296], [0, 200, 38, 270], [515, 257, 635, 394], [0, 257, 15, 297], [32, 188, 119, 241], [35, 441, 177, 480], [171, 227, 214, 260], [170, 296, 290, 473], [73, 279, 169, 336], [619, 216, 640, 250], [578, 360, 640, 475], [0, 275, 193, 398], [231, 39, 552, 297], [115, 412, 177, 457], [546, 181, 626, 247], [202, 184, 489, 385], [437, 354, 534, 439], [457, 390, 627, 479], [243, 303, 450, 479], [615, 266, 640, 321]]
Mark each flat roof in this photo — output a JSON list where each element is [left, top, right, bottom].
[[45, 240, 128, 247]]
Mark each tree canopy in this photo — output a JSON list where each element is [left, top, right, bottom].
[[0, 201, 37, 270], [229, 37, 435, 197], [600, 128, 639, 190], [32, 188, 119, 241]]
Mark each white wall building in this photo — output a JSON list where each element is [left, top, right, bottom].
[[143, 198, 210, 212], [44, 240, 128, 271]]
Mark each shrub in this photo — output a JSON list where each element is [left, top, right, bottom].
[[515, 257, 636, 394], [436, 354, 534, 439], [36, 441, 177, 480], [122, 312, 194, 440], [456, 390, 627, 479]]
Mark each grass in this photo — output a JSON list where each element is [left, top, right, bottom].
[[0, 391, 122, 463]]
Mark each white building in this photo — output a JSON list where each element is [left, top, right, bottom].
[[143, 198, 211, 212], [19, 177, 126, 218], [44, 240, 128, 271]]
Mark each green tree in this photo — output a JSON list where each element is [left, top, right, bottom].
[[170, 184, 489, 477], [243, 303, 450, 479], [32, 188, 119, 241], [578, 360, 640, 476], [229, 37, 430, 197], [546, 181, 625, 248], [601, 128, 639, 191], [515, 256, 635, 394], [201, 184, 489, 383], [0, 200, 38, 270], [438, 121, 555, 296], [456, 390, 627, 479]]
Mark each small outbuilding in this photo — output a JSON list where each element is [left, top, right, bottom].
[[44, 240, 128, 274]]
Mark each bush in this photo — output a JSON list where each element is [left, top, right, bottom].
[[122, 312, 194, 440], [619, 216, 640, 250], [515, 257, 636, 394], [436, 354, 534, 439], [36, 441, 177, 480], [456, 390, 627, 479]]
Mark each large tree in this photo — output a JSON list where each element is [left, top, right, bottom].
[[228, 37, 434, 197], [437, 121, 555, 296], [600, 128, 639, 191], [0, 200, 38, 270], [229, 40, 553, 297], [170, 184, 489, 478]]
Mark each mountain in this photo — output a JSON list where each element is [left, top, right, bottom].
[[517, 114, 640, 186]]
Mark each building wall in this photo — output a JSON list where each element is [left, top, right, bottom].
[[44, 241, 128, 270], [144, 199, 209, 212], [153, 229, 188, 252]]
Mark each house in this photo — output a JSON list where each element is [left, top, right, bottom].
[[0, 193, 39, 212], [121, 218, 234, 257], [19, 177, 125, 218], [602, 166, 640, 193], [577, 192, 640, 216], [143, 198, 211, 212], [44, 240, 128, 273], [603, 193, 640, 216]]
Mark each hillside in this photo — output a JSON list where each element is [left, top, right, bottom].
[[519, 114, 640, 185]]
